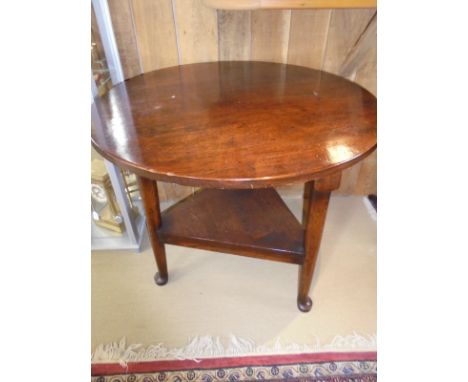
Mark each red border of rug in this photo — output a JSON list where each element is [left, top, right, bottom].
[[92, 351, 377, 376]]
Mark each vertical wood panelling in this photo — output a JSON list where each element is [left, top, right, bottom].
[[355, 151, 376, 194], [251, 10, 291, 63], [320, 8, 375, 195], [172, 0, 219, 64], [338, 162, 362, 195], [107, 0, 142, 79], [354, 42, 377, 95], [322, 9, 375, 74], [130, 0, 180, 202], [171, 0, 219, 203], [203, 0, 377, 9], [339, 13, 376, 78], [280, 9, 330, 198], [338, 164, 363, 195], [353, 39, 377, 195], [218, 10, 251, 60], [106, 2, 377, 199], [131, 0, 179, 72], [287, 9, 330, 69]]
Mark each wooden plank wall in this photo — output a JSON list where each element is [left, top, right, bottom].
[[108, 0, 377, 201]]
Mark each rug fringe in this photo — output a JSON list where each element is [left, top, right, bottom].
[[92, 332, 376, 365]]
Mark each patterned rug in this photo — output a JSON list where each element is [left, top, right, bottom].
[[92, 352, 377, 381]]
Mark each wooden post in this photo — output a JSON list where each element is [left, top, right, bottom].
[[137, 176, 168, 285], [298, 173, 341, 312], [302, 181, 313, 227]]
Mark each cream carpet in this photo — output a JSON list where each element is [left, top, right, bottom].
[[92, 195, 376, 358]]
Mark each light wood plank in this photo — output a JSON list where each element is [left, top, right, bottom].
[[339, 12, 376, 77], [287, 9, 330, 69], [354, 40, 377, 95], [218, 10, 251, 61], [355, 151, 376, 195], [113, 2, 377, 200], [107, 0, 142, 79], [169, 0, 218, 201], [280, 9, 329, 198], [172, 0, 219, 64], [131, 0, 179, 72], [156, 182, 168, 202], [131, 0, 182, 202], [321, 9, 375, 195], [339, 13, 377, 195], [322, 9, 375, 74], [204, 0, 377, 10], [251, 10, 291, 63], [337, 163, 363, 195], [353, 37, 376, 195]]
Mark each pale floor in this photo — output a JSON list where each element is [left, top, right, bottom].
[[92, 195, 376, 353]]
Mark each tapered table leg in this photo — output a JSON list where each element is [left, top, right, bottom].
[[302, 181, 313, 227], [298, 173, 341, 312], [137, 176, 168, 285]]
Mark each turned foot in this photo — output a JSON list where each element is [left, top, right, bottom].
[[297, 297, 313, 312], [154, 272, 168, 286]]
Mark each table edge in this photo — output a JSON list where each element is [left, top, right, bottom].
[[92, 61, 377, 188], [91, 138, 376, 188]]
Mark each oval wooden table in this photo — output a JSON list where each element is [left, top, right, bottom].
[[92, 61, 377, 312]]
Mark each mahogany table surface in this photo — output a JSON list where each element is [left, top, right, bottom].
[[92, 61, 376, 189]]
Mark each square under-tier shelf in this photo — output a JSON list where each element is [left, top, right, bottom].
[[158, 188, 305, 264]]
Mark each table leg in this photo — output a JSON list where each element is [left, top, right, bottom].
[[137, 176, 168, 285], [302, 181, 313, 227], [298, 173, 341, 312]]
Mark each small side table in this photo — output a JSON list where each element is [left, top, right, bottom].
[[92, 61, 377, 312]]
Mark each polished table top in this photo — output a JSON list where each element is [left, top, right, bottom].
[[92, 61, 376, 188]]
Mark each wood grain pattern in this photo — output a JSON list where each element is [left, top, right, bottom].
[[142, 174, 343, 311], [322, 9, 375, 75], [137, 176, 168, 285], [339, 12, 376, 78], [131, 0, 179, 72], [314, 172, 341, 192], [355, 151, 376, 194], [352, 29, 376, 195], [354, 39, 377, 96], [203, 0, 377, 10], [104, 1, 377, 198], [298, 175, 340, 312], [98, 3, 378, 311], [159, 188, 305, 263], [91, 62, 376, 189], [107, 0, 142, 79], [172, 0, 219, 64], [280, 9, 330, 198], [130, 0, 180, 201], [320, 8, 375, 195], [287, 9, 331, 70], [337, 163, 363, 195], [302, 181, 313, 227], [218, 10, 251, 61], [251, 10, 291, 63]]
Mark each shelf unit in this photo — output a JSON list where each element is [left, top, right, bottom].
[[159, 188, 305, 264]]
